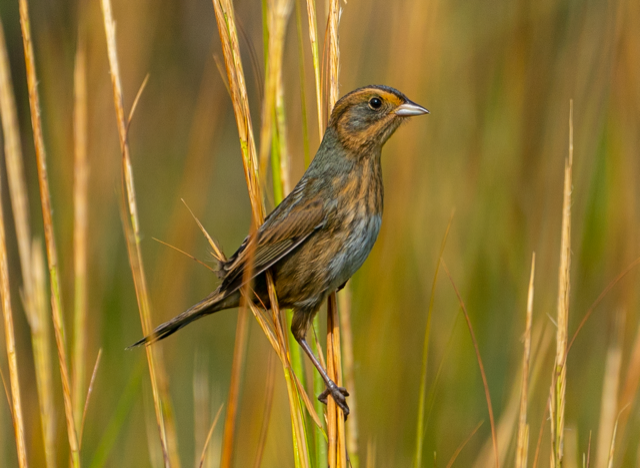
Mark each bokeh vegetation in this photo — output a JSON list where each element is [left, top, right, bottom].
[[0, 0, 639, 466]]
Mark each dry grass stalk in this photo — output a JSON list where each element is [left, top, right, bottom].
[[0, 104, 28, 468], [326, 0, 340, 116], [72, 35, 89, 434], [199, 403, 224, 468], [442, 260, 499, 468], [415, 212, 454, 468], [212, 1, 313, 465], [324, 0, 348, 464], [532, 256, 640, 468], [445, 421, 483, 468], [258, 0, 293, 184], [0, 18, 32, 308], [594, 310, 623, 468], [294, 0, 311, 167], [327, 293, 347, 468], [274, 71, 291, 195], [338, 287, 359, 466], [0, 18, 31, 468], [18, 0, 80, 464], [80, 349, 102, 445], [252, 350, 276, 468], [187, 206, 319, 426], [472, 353, 535, 468], [516, 253, 536, 468], [210, 2, 264, 465], [304, 0, 323, 139], [100, 0, 177, 464], [266, 276, 312, 467], [30, 242, 57, 468], [304, 0, 328, 463], [212, 0, 264, 224], [243, 296, 322, 428], [220, 301, 250, 468], [606, 405, 628, 468], [551, 100, 574, 468]]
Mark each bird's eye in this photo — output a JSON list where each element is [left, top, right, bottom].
[[369, 97, 383, 110]]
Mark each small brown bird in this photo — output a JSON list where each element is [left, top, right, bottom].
[[130, 85, 428, 416]]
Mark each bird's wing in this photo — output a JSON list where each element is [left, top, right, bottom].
[[218, 195, 325, 296]]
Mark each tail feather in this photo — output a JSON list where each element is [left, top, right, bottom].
[[127, 289, 238, 349]]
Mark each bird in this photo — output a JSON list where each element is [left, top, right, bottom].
[[129, 85, 429, 417]]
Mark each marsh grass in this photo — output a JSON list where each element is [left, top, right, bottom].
[[515, 254, 536, 468], [100, 1, 179, 466], [0, 17, 29, 468], [72, 33, 89, 439], [550, 101, 574, 468], [1, 0, 640, 467], [18, 0, 80, 465]]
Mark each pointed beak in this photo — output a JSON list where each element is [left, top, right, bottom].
[[394, 100, 430, 116]]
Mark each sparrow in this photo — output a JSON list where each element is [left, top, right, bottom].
[[129, 85, 429, 417]]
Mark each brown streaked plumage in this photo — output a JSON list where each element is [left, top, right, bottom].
[[129, 85, 429, 416]]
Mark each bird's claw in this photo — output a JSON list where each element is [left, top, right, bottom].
[[318, 384, 350, 419]]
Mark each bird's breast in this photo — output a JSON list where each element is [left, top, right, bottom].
[[328, 209, 382, 289], [326, 158, 383, 289]]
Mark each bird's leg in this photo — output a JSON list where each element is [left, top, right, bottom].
[[296, 336, 350, 418]]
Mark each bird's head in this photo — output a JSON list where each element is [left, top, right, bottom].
[[328, 85, 429, 152]]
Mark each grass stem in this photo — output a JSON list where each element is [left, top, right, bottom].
[[19, 0, 80, 464]]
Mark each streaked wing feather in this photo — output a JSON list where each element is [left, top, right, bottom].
[[219, 197, 325, 296]]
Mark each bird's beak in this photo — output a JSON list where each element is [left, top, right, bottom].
[[394, 100, 429, 116]]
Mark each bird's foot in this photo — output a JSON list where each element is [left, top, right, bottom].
[[318, 382, 350, 419]]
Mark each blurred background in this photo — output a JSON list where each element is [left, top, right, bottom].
[[0, 0, 639, 466]]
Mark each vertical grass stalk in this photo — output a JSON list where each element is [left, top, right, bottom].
[[327, 293, 347, 467], [100, 1, 180, 465], [324, 0, 348, 464], [18, 0, 80, 464], [263, 3, 312, 462], [212, 1, 311, 466], [220, 303, 250, 468], [338, 287, 359, 467], [30, 243, 57, 467], [0, 101, 28, 468], [0, 16, 33, 317], [414, 213, 453, 468], [212, 0, 265, 223], [294, 0, 311, 167], [516, 253, 536, 468], [594, 310, 623, 468], [551, 100, 573, 468], [304, 0, 323, 139], [442, 261, 499, 468], [72, 36, 89, 435], [303, 1, 328, 464], [0, 18, 35, 467]]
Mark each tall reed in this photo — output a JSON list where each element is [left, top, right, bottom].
[[100, 0, 179, 464], [18, 0, 80, 464], [551, 100, 573, 468], [72, 34, 89, 436], [0, 17, 30, 468], [211, 1, 317, 466], [515, 254, 536, 468], [0, 66, 28, 468]]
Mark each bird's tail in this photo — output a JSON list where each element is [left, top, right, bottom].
[[127, 289, 239, 349]]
